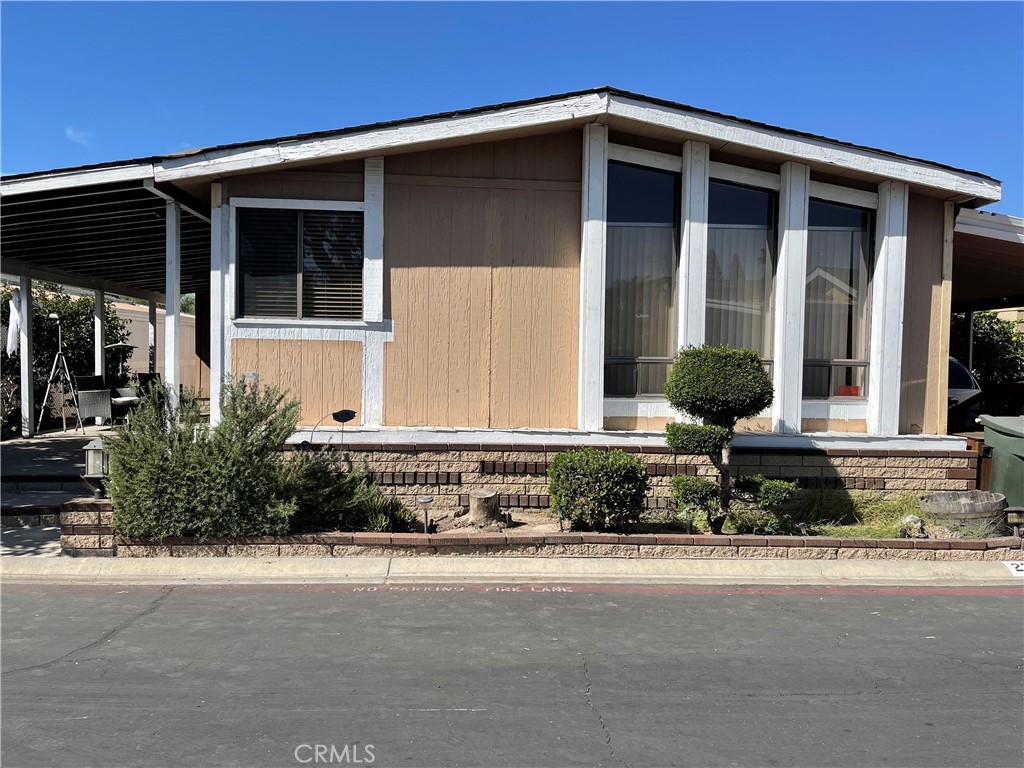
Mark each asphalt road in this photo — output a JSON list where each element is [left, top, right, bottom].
[[2, 583, 1021, 768]]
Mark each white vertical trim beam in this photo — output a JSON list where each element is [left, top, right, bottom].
[[209, 183, 224, 424], [772, 162, 811, 434], [147, 300, 157, 373], [578, 123, 608, 431], [93, 290, 105, 426], [18, 277, 33, 437], [362, 335, 385, 427], [361, 157, 386, 428], [363, 156, 385, 324], [93, 290, 105, 382], [224, 195, 236, 388], [867, 181, 909, 435], [164, 200, 181, 400], [679, 140, 710, 350]]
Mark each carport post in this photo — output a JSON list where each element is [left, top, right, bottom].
[[93, 290, 105, 425], [93, 290, 105, 383], [967, 310, 974, 372], [165, 200, 181, 402], [148, 300, 157, 373], [18, 277, 33, 437]]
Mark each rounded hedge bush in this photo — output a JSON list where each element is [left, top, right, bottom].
[[664, 345, 773, 428], [548, 447, 649, 532]]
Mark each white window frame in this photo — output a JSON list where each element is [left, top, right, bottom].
[[228, 197, 368, 324], [214, 156, 390, 428]]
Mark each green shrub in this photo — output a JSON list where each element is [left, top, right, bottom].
[[672, 475, 721, 528], [357, 495, 419, 533], [733, 474, 799, 511], [280, 452, 377, 531], [548, 447, 649, 532], [665, 423, 730, 455], [728, 506, 799, 535], [108, 380, 300, 542]]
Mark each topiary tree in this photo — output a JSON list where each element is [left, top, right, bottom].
[[664, 345, 774, 533]]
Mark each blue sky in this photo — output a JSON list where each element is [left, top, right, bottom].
[[2, 2, 1022, 214]]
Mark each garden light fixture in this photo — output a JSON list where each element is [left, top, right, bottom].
[[301, 408, 358, 450], [417, 495, 434, 534], [82, 438, 108, 499]]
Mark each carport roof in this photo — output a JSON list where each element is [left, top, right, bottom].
[[952, 210, 1024, 312], [0, 179, 209, 300]]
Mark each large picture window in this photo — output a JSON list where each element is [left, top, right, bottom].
[[803, 199, 874, 398], [705, 180, 777, 360], [237, 207, 364, 320], [604, 162, 679, 397]]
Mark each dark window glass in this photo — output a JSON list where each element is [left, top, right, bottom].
[[948, 359, 975, 390], [238, 208, 363, 320], [238, 208, 298, 317], [808, 199, 873, 230], [607, 162, 679, 224], [708, 181, 775, 227]]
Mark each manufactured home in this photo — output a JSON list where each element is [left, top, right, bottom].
[[4, 88, 1023, 505]]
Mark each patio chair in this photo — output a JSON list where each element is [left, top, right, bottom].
[[75, 375, 133, 424]]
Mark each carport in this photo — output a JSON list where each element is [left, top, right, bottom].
[[951, 209, 1024, 372], [952, 209, 1024, 312], [1, 165, 211, 436]]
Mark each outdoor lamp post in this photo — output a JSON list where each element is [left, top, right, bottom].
[[82, 438, 108, 499], [417, 495, 434, 534], [301, 408, 358, 451]]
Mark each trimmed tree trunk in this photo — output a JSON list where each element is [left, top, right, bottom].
[[468, 488, 502, 527], [710, 443, 732, 535]]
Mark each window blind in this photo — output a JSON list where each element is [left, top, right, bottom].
[[237, 207, 364, 320], [301, 211, 363, 319]]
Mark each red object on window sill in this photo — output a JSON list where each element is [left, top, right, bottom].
[[837, 385, 861, 397]]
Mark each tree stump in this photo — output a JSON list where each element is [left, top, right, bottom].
[[468, 488, 502, 527]]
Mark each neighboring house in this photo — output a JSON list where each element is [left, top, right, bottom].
[[112, 302, 206, 397], [2, 88, 1020, 453]]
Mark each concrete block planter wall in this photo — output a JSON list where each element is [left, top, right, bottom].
[[60, 500, 1022, 561]]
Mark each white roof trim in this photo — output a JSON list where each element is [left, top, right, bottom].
[[1, 90, 1002, 203], [154, 93, 608, 182], [605, 94, 1001, 203], [0, 163, 154, 197], [955, 208, 1024, 245]]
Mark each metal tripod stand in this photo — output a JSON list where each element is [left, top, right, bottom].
[[36, 315, 83, 433]]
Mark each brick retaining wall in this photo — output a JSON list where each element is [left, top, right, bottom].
[[325, 443, 979, 516]]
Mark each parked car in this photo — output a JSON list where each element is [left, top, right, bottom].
[[948, 357, 983, 432]]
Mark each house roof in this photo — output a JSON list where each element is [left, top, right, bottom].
[[0, 87, 1014, 305], [0, 87, 1002, 205]]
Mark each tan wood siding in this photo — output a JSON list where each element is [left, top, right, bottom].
[[385, 131, 581, 182], [231, 338, 362, 426], [383, 133, 581, 428], [900, 194, 947, 435], [224, 172, 363, 202]]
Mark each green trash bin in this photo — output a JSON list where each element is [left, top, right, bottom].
[[977, 416, 1024, 507]]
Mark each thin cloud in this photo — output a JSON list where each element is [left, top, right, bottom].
[[64, 126, 94, 147]]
